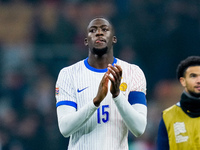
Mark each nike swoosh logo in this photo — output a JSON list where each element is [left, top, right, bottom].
[[77, 87, 89, 93]]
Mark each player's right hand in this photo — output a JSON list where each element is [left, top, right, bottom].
[[93, 72, 109, 107]]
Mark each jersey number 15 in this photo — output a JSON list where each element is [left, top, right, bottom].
[[97, 105, 109, 124]]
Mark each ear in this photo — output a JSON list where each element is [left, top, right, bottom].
[[84, 38, 88, 46], [179, 77, 186, 87], [112, 36, 117, 44]]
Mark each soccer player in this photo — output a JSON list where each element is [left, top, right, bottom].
[[157, 56, 200, 150], [55, 17, 147, 150]]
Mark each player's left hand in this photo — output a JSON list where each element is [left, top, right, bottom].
[[107, 64, 122, 98]]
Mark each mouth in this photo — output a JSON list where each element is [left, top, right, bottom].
[[195, 86, 200, 91], [95, 38, 106, 44]]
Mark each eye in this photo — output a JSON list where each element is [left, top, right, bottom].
[[190, 73, 197, 78], [102, 28, 108, 32], [89, 28, 96, 33]]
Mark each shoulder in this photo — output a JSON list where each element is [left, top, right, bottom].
[[162, 104, 182, 122], [163, 104, 180, 114], [116, 58, 144, 73], [57, 59, 85, 81], [59, 59, 85, 74]]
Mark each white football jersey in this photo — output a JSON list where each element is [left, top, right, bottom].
[[55, 57, 147, 150]]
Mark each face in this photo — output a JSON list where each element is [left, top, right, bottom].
[[180, 66, 200, 97], [84, 18, 117, 56]]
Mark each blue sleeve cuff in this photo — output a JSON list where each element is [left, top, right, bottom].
[[56, 101, 77, 109], [128, 91, 147, 105]]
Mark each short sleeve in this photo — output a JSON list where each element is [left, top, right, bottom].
[[55, 68, 76, 105], [125, 64, 147, 95]]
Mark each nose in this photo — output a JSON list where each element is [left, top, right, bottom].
[[197, 75, 200, 83], [96, 28, 103, 36]]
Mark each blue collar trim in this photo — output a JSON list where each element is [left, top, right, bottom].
[[84, 57, 117, 73]]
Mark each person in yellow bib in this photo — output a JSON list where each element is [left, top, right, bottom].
[[157, 56, 200, 150]]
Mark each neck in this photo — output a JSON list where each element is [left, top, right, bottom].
[[180, 91, 200, 117], [88, 52, 114, 69], [184, 90, 200, 99]]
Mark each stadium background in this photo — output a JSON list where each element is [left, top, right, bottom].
[[0, 0, 199, 149]]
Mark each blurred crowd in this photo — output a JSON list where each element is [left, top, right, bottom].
[[0, 0, 200, 150]]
